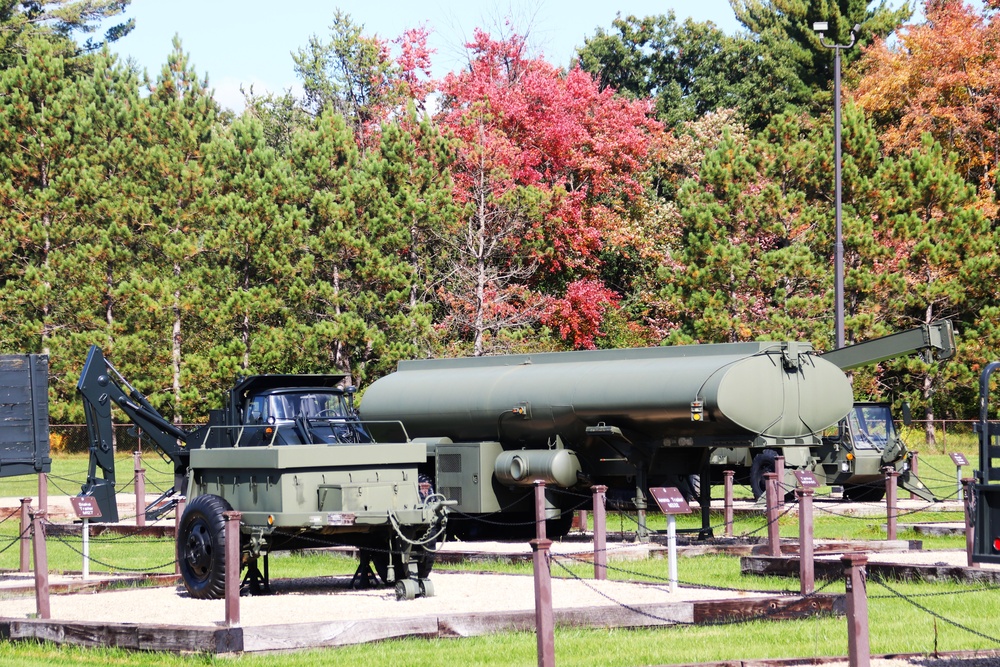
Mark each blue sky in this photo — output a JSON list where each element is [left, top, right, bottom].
[[103, 0, 743, 111]]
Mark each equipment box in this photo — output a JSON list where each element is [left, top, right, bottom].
[[436, 441, 504, 514], [0, 354, 50, 478]]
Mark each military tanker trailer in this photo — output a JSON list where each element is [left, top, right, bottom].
[[77, 346, 451, 600], [359, 340, 854, 538]]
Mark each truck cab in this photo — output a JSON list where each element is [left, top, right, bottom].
[[240, 385, 371, 445], [817, 401, 909, 501]]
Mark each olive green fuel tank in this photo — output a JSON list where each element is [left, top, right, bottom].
[[360, 342, 853, 446]]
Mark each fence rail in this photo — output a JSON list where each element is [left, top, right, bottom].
[[50, 425, 200, 455]]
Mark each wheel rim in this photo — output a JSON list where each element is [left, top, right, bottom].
[[184, 518, 214, 580]]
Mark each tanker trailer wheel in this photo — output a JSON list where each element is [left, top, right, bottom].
[[750, 449, 779, 500], [178, 494, 233, 600]]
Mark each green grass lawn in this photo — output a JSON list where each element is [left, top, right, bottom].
[[0, 449, 995, 665]]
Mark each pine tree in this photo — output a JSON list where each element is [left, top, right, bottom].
[[125, 37, 221, 421], [871, 134, 1000, 441]]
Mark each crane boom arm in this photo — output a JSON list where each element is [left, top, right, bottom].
[[819, 320, 956, 371]]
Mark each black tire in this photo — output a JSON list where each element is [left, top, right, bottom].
[[750, 449, 779, 500], [688, 474, 701, 498], [178, 494, 233, 600], [844, 483, 886, 503], [546, 512, 574, 539]]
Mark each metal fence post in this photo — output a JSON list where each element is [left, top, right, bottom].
[[797, 487, 814, 595], [592, 485, 607, 580], [775, 456, 785, 506], [19, 497, 31, 572], [135, 453, 146, 527], [175, 497, 186, 575], [531, 537, 555, 667], [963, 478, 979, 568], [885, 470, 898, 541], [223, 510, 241, 626], [842, 552, 870, 667], [723, 470, 735, 538], [31, 510, 50, 620], [765, 472, 781, 556], [909, 452, 919, 500]]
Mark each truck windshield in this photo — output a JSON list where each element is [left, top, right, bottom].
[[848, 405, 894, 450], [245, 392, 347, 424]]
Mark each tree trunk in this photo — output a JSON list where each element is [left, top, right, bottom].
[[172, 263, 182, 425]]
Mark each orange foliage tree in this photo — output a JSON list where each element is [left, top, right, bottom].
[[854, 0, 1000, 216]]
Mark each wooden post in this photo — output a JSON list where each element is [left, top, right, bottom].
[[592, 485, 607, 581], [909, 452, 919, 500], [885, 470, 899, 541], [765, 472, 781, 557], [534, 481, 547, 542], [531, 537, 555, 667], [223, 510, 241, 627], [19, 497, 31, 572], [963, 478, 979, 568], [37, 472, 47, 515], [842, 552, 870, 667], [723, 470, 734, 538], [577, 510, 588, 533], [797, 487, 814, 595], [31, 510, 50, 620]]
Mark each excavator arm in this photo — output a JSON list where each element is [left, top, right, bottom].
[[77, 345, 191, 522]]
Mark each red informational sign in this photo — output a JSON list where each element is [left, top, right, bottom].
[[70, 496, 103, 519], [950, 452, 969, 467], [794, 471, 820, 488], [649, 487, 692, 514]]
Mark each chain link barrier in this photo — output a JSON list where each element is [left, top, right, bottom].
[[872, 578, 1000, 646]]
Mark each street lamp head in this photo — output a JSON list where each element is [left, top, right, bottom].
[[852, 23, 861, 34], [813, 21, 828, 33]]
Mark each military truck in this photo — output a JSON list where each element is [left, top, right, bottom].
[[0, 354, 50, 480], [358, 322, 954, 538], [77, 346, 451, 600]]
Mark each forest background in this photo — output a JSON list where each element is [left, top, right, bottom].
[[1, 0, 998, 435]]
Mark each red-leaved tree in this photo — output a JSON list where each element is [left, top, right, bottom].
[[436, 29, 661, 354]]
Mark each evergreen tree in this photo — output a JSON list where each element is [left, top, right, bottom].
[[0, 39, 84, 356], [0, 0, 134, 69], [125, 37, 221, 421], [871, 135, 1000, 439], [731, 0, 911, 105], [659, 113, 829, 345], [287, 109, 454, 383], [200, 114, 310, 384]]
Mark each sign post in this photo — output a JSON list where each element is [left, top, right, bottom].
[[649, 487, 691, 593], [793, 471, 820, 595], [70, 496, 102, 579], [950, 452, 969, 501]]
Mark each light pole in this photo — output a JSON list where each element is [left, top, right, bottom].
[[814, 21, 859, 350]]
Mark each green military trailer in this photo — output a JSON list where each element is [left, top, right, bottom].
[[77, 346, 450, 600]]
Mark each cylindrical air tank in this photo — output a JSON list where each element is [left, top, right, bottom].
[[359, 341, 853, 447]]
